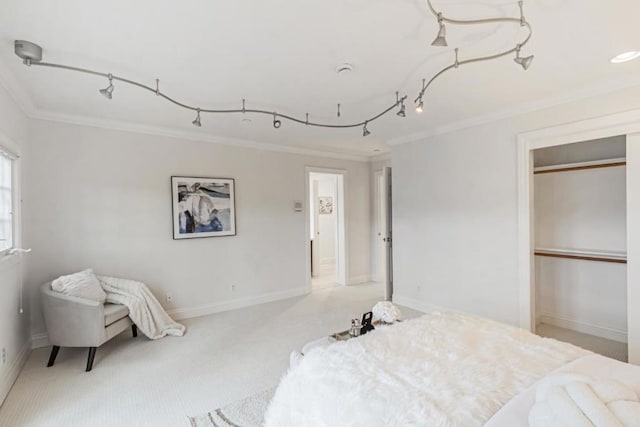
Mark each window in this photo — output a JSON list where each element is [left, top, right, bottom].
[[0, 151, 14, 253]]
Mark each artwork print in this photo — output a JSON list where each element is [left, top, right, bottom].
[[319, 197, 333, 215], [172, 177, 236, 239]]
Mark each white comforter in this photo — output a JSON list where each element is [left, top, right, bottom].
[[98, 276, 185, 339], [264, 312, 588, 427]]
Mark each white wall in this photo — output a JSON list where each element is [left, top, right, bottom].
[[24, 120, 372, 342], [0, 83, 30, 405], [392, 85, 640, 327]]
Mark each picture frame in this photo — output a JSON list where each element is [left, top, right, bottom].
[[171, 176, 236, 239], [319, 196, 333, 215]]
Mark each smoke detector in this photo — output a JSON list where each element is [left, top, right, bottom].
[[335, 63, 354, 75]]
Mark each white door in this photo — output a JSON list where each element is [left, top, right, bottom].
[[311, 180, 320, 277], [375, 173, 387, 282], [383, 167, 393, 301]]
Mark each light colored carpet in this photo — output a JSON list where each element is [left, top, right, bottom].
[[189, 388, 275, 427], [1, 282, 418, 427], [536, 323, 628, 362]]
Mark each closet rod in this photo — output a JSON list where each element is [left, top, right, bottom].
[[534, 251, 627, 264], [534, 161, 626, 175]]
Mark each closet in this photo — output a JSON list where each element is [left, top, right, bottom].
[[533, 136, 627, 359]]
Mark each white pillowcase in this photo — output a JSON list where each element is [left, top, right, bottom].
[[51, 269, 107, 303]]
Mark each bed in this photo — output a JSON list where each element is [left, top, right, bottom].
[[264, 311, 640, 426]]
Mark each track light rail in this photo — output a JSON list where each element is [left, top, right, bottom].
[[15, 0, 533, 137]]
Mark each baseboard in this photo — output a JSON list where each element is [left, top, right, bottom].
[[167, 286, 309, 321], [0, 339, 31, 406], [539, 313, 627, 343], [347, 275, 371, 285], [31, 333, 50, 349], [391, 294, 445, 314]]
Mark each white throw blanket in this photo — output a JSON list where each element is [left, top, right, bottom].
[[265, 312, 588, 427], [529, 374, 640, 427], [98, 276, 185, 339]]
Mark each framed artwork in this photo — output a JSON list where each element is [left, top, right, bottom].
[[319, 197, 333, 215], [171, 176, 236, 239]]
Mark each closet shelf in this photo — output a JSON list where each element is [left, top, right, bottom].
[[534, 248, 627, 264], [533, 157, 626, 175]]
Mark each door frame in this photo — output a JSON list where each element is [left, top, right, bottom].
[[305, 166, 348, 291], [517, 108, 640, 363], [373, 169, 386, 283]]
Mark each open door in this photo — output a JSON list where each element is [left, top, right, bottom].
[[383, 167, 393, 301], [310, 180, 320, 277]]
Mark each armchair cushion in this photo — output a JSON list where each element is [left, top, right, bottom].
[[104, 304, 130, 326], [51, 269, 107, 303]]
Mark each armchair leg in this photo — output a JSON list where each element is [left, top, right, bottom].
[[47, 346, 60, 367], [86, 347, 97, 372], [132, 324, 138, 338]]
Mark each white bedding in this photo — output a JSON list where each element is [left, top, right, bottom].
[[264, 312, 589, 427], [486, 354, 640, 427]]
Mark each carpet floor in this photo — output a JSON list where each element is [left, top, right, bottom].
[[0, 282, 417, 427]]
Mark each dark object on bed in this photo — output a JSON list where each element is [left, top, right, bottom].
[[361, 311, 375, 335]]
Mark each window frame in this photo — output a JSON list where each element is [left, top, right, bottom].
[[0, 139, 20, 260]]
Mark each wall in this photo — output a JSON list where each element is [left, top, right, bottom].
[[25, 120, 372, 343], [0, 83, 30, 405], [392, 85, 640, 327]]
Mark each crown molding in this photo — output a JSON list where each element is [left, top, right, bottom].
[[31, 109, 372, 162], [388, 74, 640, 146], [369, 152, 391, 163], [0, 58, 37, 117]]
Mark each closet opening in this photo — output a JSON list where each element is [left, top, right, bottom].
[[532, 136, 627, 361]]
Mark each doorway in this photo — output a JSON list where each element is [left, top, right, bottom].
[[306, 168, 347, 291], [517, 109, 640, 364], [374, 167, 393, 300]]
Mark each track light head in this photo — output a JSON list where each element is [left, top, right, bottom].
[[99, 74, 114, 99], [397, 102, 406, 118], [273, 114, 282, 129], [415, 98, 424, 114], [192, 109, 202, 127], [514, 54, 534, 70], [431, 14, 448, 47], [363, 122, 371, 137]]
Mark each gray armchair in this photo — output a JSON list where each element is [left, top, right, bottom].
[[40, 282, 137, 371]]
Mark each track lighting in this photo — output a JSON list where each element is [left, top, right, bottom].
[[397, 102, 406, 118], [514, 45, 534, 70], [273, 113, 282, 128], [13, 0, 532, 136], [99, 74, 114, 99], [192, 108, 202, 127], [431, 13, 448, 47], [363, 122, 371, 137], [395, 92, 406, 117]]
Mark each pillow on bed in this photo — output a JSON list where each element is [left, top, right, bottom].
[[51, 269, 107, 303]]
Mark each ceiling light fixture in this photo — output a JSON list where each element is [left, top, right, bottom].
[[611, 51, 640, 64], [273, 113, 282, 129], [363, 122, 371, 137], [514, 44, 534, 70], [192, 108, 202, 127], [99, 73, 114, 99], [414, 1, 533, 109], [13, 0, 532, 137], [431, 13, 448, 47], [396, 92, 406, 117]]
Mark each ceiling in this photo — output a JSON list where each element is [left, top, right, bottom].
[[0, 0, 639, 158]]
